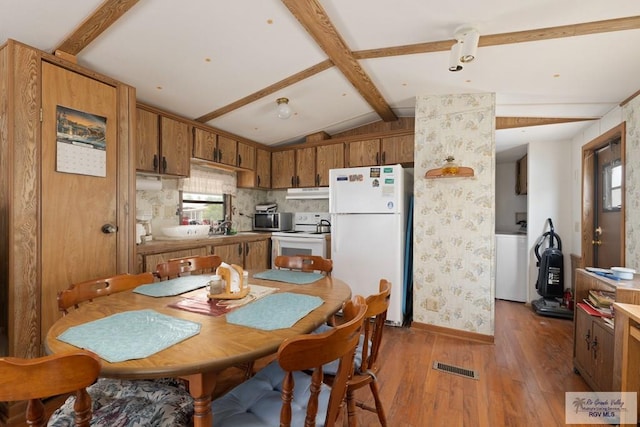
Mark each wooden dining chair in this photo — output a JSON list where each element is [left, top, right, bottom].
[[154, 254, 222, 280], [57, 272, 155, 314], [316, 279, 392, 427], [274, 255, 333, 275], [54, 273, 195, 426], [211, 295, 367, 427], [0, 350, 101, 427]]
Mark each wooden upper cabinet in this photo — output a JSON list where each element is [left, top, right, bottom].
[[237, 141, 255, 170], [271, 150, 296, 189], [316, 143, 344, 186], [296, 147, 316, 187], [193, 127, 217, 162], [216, 135, 237, 167], [136, 108, 160, 173], [255, 147, 271, 189], [160, 116, 191, 176], [346, 138, 381, 167], [381, 134, 413, 165]]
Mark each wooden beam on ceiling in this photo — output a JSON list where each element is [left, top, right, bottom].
[[354, 15, 640, 60], [196, 60, 334, 123], [281, 0, 397, 122], [496, 117, 598, 130], [53, 0, 141, 56]]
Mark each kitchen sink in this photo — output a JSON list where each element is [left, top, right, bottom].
[[160, 225, 211, 239]]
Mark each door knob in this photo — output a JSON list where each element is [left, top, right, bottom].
[[591, 239, 602, 246], [101, 224, 117, 234]]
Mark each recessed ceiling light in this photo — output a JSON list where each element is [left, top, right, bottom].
[[156, 86, 163, 90], [267, 19, 273, 24], [553, 73, 560, 78], [204, 57, 212, 62]]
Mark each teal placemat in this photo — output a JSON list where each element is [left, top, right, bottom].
[[226, 293, 323, 330], [57, 309, 201, 363], [134, 275, 211, 297], [253, 269, 324, 284]]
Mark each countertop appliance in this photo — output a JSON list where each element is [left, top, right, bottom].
[[270, 212, 331, 267], [329, 165, 412, 326], [253, 212, 293, 232], [495, 233, 527, 302], [255, 203, 277, 213]]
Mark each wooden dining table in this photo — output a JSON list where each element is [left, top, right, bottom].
[[45, 271, 351, 427]]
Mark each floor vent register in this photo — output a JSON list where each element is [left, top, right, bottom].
[[432, 361, 479, 380]]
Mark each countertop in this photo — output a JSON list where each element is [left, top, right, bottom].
[[135, 231, 273, 255]]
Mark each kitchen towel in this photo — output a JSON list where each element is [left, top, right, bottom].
[[134, 275, 211, 297], [252, 269, 324, 285], [226, 292, 323, 330], [56, 309, 201, 363]]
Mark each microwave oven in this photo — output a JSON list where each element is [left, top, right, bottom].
[[253, 212, 293, 232]]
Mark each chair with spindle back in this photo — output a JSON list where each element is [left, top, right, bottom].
[[274, 255, 333, 275], [0, 350, 101, 427], [54, 272, 194, 426], [316, 278, 392, 426], [57, 272, 155, 314], [211, 295, 367, 427], [154, 254, 222, 280]]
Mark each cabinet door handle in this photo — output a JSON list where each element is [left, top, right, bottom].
[[238, 244, 243, 256], [257, 175, 261, 186], [238, 154, 242, 166], [213, 147, 217, 162], [245, 242, 249, 255], [591, 336, 599, 359], [218, 149, 223, 162], [376, 152, 380, 165], [584, 329, 591, 350], [296, 176, 300, 186], [162, 156, 167, 173], [316, 174, 320, 186], [382, 151, 386, 164], [291, 176, 295, 187], [153, 154, 159, 172]]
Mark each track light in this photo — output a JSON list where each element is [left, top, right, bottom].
[[448, 42, 463, 72], [454, 26, 479, 63], [276, 97, 292, 119]]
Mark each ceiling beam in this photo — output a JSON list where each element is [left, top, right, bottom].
[[354, 15, 640, 60], [53, 0, 141, 56], [196, 60, 334, 123], [496, 117, 597, 130], [281, 0, 397, 122]]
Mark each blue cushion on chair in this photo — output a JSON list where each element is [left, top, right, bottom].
[[48, 378, 193, 427], [212, 361, 331, 427], [313, 324, 366, 376]]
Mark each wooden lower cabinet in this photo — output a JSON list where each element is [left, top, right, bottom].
[[574, 307, 614, 391], [212, 240, 270, 270], [140, 247, 209, 273]]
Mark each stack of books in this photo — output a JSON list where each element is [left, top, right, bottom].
[[578, 289, 615, 319]]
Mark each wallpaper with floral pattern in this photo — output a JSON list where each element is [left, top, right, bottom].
[[413, 93, 496, 336], [624, 95, 640, 268]]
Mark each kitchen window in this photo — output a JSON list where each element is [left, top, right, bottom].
[[180, 192, 228, 225]]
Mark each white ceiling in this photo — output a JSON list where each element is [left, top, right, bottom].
[[3, 0, 640, 163]]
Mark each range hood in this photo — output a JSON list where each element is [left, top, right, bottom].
[[285, 187, 329, 200]]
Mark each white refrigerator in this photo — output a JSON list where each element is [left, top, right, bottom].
[[329, 164, 412, 326]]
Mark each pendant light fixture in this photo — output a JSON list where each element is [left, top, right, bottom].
[[448, 25, 479, 71], [276, 97, 292, 119]]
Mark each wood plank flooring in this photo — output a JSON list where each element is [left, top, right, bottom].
[[214, 299, 608, 427]]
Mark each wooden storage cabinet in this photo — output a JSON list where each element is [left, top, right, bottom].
[[573, 269, 640, 392], [316, 143, 344, 186], [381, 134, 413, 165], [212, 240, 270, 270], [255, 148, 271, 188], [346, 138, 380, 167], [237, 141, 255, 170], [193, 128, 238, 167], [516, 154, 527, 195], [141, 247, 209, 273], [136, 107, 191, 176], [574, 306, 614, 391], [271, 150, 296, 189]]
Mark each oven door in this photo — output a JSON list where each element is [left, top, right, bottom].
[[270, 236, 327, 268]]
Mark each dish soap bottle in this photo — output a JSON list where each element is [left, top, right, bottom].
[[442, 156, 459, 175]]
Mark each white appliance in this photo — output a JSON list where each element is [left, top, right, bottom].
[[495, 233, 528, 302], [329, 165, 412, 326], [270, 212, 331, 268], [285, 187, 329, 200]]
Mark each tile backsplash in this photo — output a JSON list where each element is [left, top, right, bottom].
[[136, 170, 329, 234]]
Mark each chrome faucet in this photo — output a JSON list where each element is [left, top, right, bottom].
[[217, 220, 234, 235]]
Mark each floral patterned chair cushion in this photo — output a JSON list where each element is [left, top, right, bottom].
[[48, 378, 193, 427]]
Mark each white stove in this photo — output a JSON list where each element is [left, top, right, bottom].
[[271, 212, 331, 239], [270, 212, 331, 266]]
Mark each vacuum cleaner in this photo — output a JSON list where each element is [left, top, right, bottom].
[[531, 218, 573, 319]]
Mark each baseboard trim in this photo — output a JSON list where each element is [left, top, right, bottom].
[[411, 321, 495, 344]]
